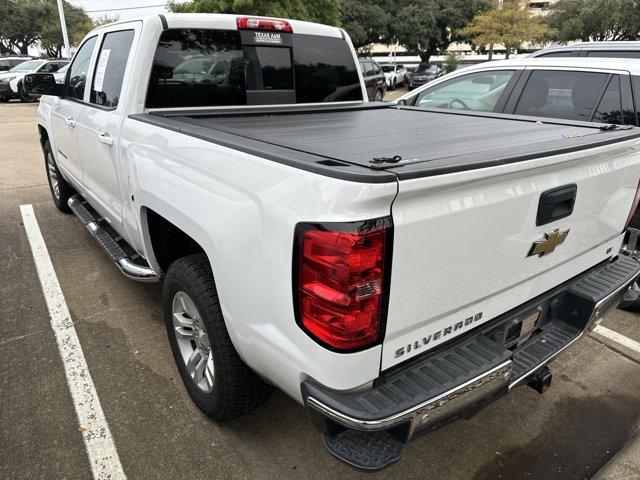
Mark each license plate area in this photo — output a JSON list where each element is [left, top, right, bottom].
[[499, 306, 543, 350]]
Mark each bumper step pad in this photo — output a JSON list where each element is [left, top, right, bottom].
[[305, 255, 640, 471], [323, 430, 404, 471]]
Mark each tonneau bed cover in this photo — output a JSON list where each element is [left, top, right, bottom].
[[132, 104, 640, 182]]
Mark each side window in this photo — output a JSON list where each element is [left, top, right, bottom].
[[373, 63, 381, 75], [39, 62, 61, 73], [633, 76, 640, 126], [66, 36, 98, 101], [364, 62, 374, 76], [514, 70, 609, 122], [593, 75, 622, 125], [536, 51, 574, 57], [587, 51, 640, 59], [414, 70, 515, 112], [90, 30, 135, 108]]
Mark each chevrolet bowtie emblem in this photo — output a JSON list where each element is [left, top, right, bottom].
[[527, 229, 570, 257]]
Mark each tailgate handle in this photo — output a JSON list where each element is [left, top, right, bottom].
[[537, 184, 577, 226]]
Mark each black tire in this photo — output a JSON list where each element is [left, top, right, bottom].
[[43, 139, 74, 213], [374, 89, 384, 101], [18, 82, 37, 103], [163, 253, 272, 421]]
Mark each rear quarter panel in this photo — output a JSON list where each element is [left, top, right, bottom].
[[120, 117, 398, 401]]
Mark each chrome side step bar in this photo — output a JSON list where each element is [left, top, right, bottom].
[[67, 195, 159, 282]]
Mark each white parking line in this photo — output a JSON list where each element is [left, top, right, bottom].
[[593, 325, 640, 355], [20, 204, 126, 480]]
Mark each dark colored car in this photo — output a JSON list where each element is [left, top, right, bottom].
[[407, 64, 443, 90], [358, 59, 387, 101]]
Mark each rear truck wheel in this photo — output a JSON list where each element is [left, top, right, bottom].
[[163, 253, 272, 421], [18, 82, 36, 103], [44, 139, 74, 213], [374, 89, 384, 102]]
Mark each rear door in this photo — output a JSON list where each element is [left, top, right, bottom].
[[506, 67, 634, 125], [76, 23, 139, 226]]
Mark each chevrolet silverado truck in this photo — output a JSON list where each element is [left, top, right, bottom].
[[25, 13, 640, 471]]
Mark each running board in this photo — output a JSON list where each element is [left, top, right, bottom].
[[67, 195, 159, 282]]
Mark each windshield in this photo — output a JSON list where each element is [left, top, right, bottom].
[[381, 65, 395, 73], [9, 60, 44, 72], [415, 65, 438, 75]]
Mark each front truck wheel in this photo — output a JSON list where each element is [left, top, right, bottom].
[[163, 253, 272, 421], [43, 139, 74, 213]]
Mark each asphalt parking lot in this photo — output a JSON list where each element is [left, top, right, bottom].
[[1, 101, 640, 480]]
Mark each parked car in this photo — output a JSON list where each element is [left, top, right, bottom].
[[0, 56, 32, 72], [407, 63, 442, 90], [26, 14, 640, 471], [0, 59, 69, 102], [398, 57, 640, 127], [358, 58, 387, 100], [381, 63, 407, 89], [531, 41, 640, 59]]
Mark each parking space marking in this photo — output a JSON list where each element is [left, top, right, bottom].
[[594, 325, 640, 355], [20, 204, 126, 480]]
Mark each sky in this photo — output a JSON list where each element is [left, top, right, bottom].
[[67, 0, 191, 20]]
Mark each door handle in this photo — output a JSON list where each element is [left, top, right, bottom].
[[65, 118, 75, 127], [98, 133, 115, 146]]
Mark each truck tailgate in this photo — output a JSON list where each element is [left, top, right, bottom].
[[383, 137, 640, 369]]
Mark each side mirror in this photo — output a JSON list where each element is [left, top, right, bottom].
[[23, 73, 63, 97]]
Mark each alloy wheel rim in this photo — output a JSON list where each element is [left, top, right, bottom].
[[172, 291, 215, 393], [46, 152, 60, 200]]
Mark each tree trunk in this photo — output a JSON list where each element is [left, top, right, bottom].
[[488, 43, 494, 61], [19, 43, 29, 55]]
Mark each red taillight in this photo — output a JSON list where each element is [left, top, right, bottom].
[[294, 219, 392, 351], [625, 177, 640, 230], [236, 16, 293, 33]]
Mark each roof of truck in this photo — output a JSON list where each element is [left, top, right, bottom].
[[131, 103, 640, 183], [90, 13, 343, 38]]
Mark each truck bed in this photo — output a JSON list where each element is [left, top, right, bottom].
[[131, 104, 640, 182]]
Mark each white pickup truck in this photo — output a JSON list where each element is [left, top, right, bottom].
[[25, 13, 640, 471]]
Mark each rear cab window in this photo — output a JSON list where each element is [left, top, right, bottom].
[[146, 27, 362, 108]]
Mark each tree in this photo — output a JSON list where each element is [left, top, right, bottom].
[[0, 0, 93, 57], [547, 0, 640, 42], [459, 0, 549, 59], [168, 0, 340, 26], [442, 51, 460, 73], [339, 0, 391, 51], [392, 0, 490, 64], [40, 1, 94, 58]]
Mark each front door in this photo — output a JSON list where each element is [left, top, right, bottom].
[[50, 36, 98, 185], [76, 26, 138, 226]]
